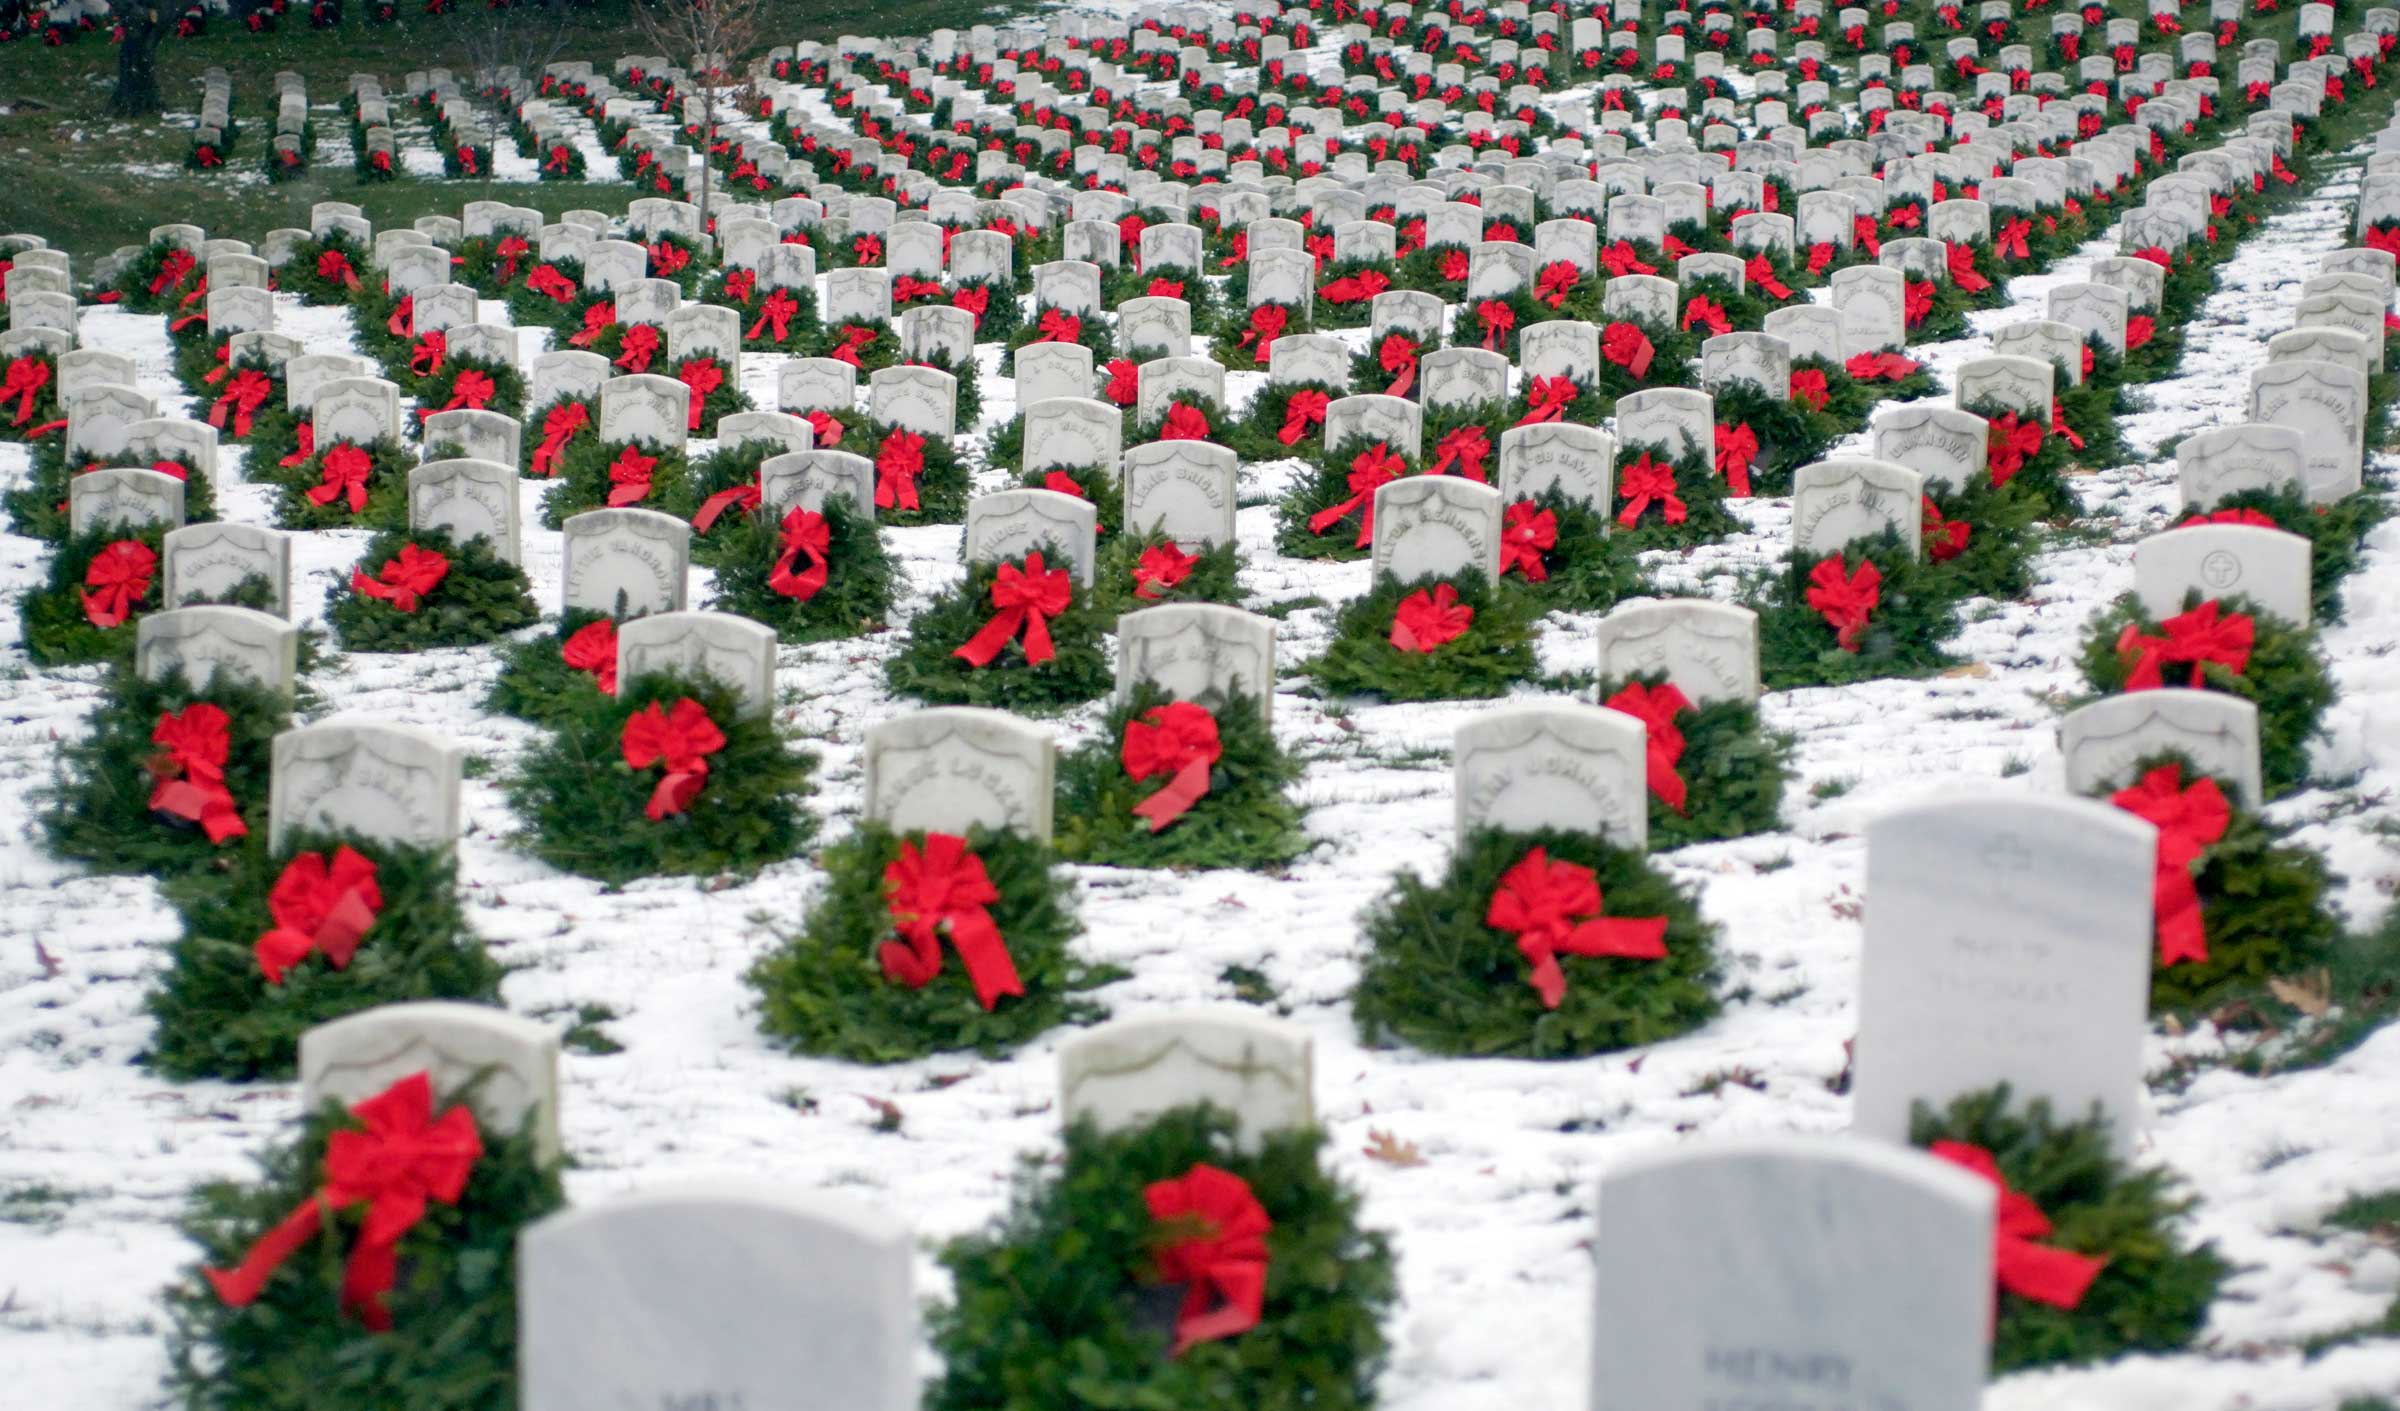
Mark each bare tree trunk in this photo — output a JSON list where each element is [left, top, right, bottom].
[[110, 5, 165, 118], [697, 86, 715, 230]]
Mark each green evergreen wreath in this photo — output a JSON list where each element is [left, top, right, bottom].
[[23, 524, 167, 666], [4, 441, 216, 544], [1346, 331, 1434, 405], [538, 436, 693, 529], [811, 319, 898, 375], [1676, 274, 1773, 338], [1906, 1088, 2228, 1374], [414, 354, 528, 423], [113, 238, 201, 314], [43, 664, 287, 877], [1092, 532, 1244, 617], [952, 277, 1021, 343], [1106, 264, 1222, 335], [883, 554, 1114, 712], [2075, 590, 2333, 798], [2093, 753, 2344, 1014], [914, 347, 984, 426], [238, 397, 310, 472], [1309, 259, 1396, 328], [670, 436, 791, 565], [1814, 353, 1936, 423], [1350, 826, 1722, 1058], [1708, 381, 1840, 498], [324, 529, 539, 653], [1208, 302, 1304, 373], [275, 235, 373, 306], [1905, 278, 1973, 345], [1003, 312, 1118, 375], [707, 495, 899, 643], [1956, 396, 2079, 522], [1303, 573, 1540, 703], [1128, 396, 1233, 448], [505, 673, 818, 886], [2049, 365, 2125, 471], [748, 823, 1105, 1062], [865, 424, 970, 528], [669, 355, 754, 438], [143, 831, 507, 1081], [1924, 471, 2047, 602], [1610, 435, 1742, 549], [923, 1106, 1397, 1411], [1274, 435, 1425, 562], [517, 393, 599, 478], [485, 611, 617, 726], [1223, 380, 1344, 464], [264, 437, 413, 532], [1053, 688, 1308, 872], [1753, 527, 1964, 688], [1590, 315, 1700, 408], [1500, 492, 1650, 611], [1603, 672, 1795, 849], [162, 1080, 564, 1410], [1447, 286, 1545, 360], [1022, 463, 1125, 540], [2186, 488, 2388, 625]]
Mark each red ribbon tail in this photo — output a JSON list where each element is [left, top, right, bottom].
[[944, 906, 1025, 1011], [1646, 748, 1689, 815], [1132, 756, 1213, 832], [1385, 363, 1415, 398], [204, 1196, 325, 1307], [2154, 863, 2208, 966], [952, 604, 1027, 668], [314, 889, 379, 969], [1997, 1237, 2108, 1309], [1173, 1261, 1269, 1354], [646, 768, 708, 821]]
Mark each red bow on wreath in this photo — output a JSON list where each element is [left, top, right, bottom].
[[561, 619, 618, 692], [605, 445, 659, 506], [2, 356, 49, 426], [675, 357, 724, 432], [147, 702, 247, 844], [1600, 321, 1654, 379], [1145, 1164, 1273, 1356], [1984, 412, 2046, 488], [1929, 1141, 2107, 1315], [1123, 701, 1222, 831], [441, 371, 495, 413], [1161, 403, 1211, 440], [1714, 423, 1759, 498], [1996, 218, 2033, 260], [1033, 308, 1083, 343], [648, 239, 692, 276], [1102, 359, 1141, 408], [1744, 254, 1791, 299], [1945, 242, 1991, 293], [1515, 376, 1577, 426], [613, 325, 661, 374], [1600, 241, 1656, 277], [304, 444, 375, 515], [805, 410, 846, 448], [953, 552, 1072, 667], [531, 403, 590, 477], [1426, 425, 1490, 481], [2115, 600, 2253, 690], [692, 481, 762, 534], [1487, 847, 1667, 1008], [1277, 388, 1329, 446], [875, 428, 927, 511], [205, 1071, 481, 1331], [1534, 260, 1580, 308], [1617, 455, 1686, 527], [746, 289, 800, 344], [1389, 582, 1473, 652], [1846, 351, 1921, 382], [621, 697, 726, 821], [1134, 542, 1200, 600], [1377, 334, 1419, 397], [1789, 369, 1830, 412], [878, 832, 1023, 1010], [209, 369, 272, 437], [567, 302, 616, 348], [1310, 443, 1404, 545], [1681, 297, 1730, 336], [1499, 501, 1556, 581], [1605, 681, 1692, 814], [1903, 280, 1935, 327], [1922, 496, 1972, 561], [768, 507, 831, 602], [1321, 270, 1391, 304], [829, 324, 879, 368], [251, 846, 382, 983], [409, 330, 447, 379], [1475, 298, 1516, 350], [2110, 763, 2230, 967], [350, 544, 449, 613], [81, 538, 157, 629], [1806, 554, 1881, 651], [316, 251, 362, 292], [1238, 304, 1288, 359]]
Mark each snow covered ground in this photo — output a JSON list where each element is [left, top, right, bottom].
[[7, 46, 2400, 1411]]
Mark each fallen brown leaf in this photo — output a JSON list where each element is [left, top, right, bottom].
[[1362, 1128, 1426, 1168], [2268, 968, 2333, 1018]]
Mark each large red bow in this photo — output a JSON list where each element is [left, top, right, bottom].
[[1534, 260, 1581, 308], [606, 445, 659, 506], [1845, 351, 1921, 382], [1945, 242, 1991, 293], [441, 370, 495, 412], [1515, 375, 1577, 426], [1499, 500, 1556, 580], [531, 402, 590, 477], [493, 236, 529, 286], [1377, 334, 1419, 397], [1309, 443, 1404, 544], [306, 444, 376, 515], [875, 428, 927, 511], [316, 250, 362, 291], [1277, 388, 1329, 446], [676, 357, 724, 432], [2115, 600, 2253, 690], [82, 538, 157, 628], [805, 410, 845, 448], [828, 324, 878, 367], [1714, 423, 1759, 497], [1322, 269, 1392, 304], [769, 507, 831, 602], [2111, 763, 2230, 967], [1985, 412, 2046, 488], [1605, 682, 1692, 814], [1929, 1141, 2107, 1313], [1429, 425, 1492, 480], [1034, 308, 1083, 344], [206, 1070, 480, 1334], [693, 481, 762, 534], [1123, 701, 1222, 831], [1600, 241, 1656, 277], [385, 296, 415, 340], [1161, 403, 1211, 440], [1487, 847, 1668, 1007], [1904, 280, 1935, 327], [148, 702, 247, 844], [878, 832, 1022, 1009], [1475, 298, 1516, 350], [951, 284, 991, 327], [1789, 369, 1830, 412], [1806, 554, 1881, 651], [2, 356, 49, 426], [1744, 254, 1791, 300], [561, 618, 618, 692], [613, 324, 660, 373], [954, 552, 1073, 667], [648, 239, 692, 276], [209, 369, 272, 437], [1922, 496, 1972, 561], [252, 846, 383, 983], [567, 302, 617, 347], [1681, 296, 1731, 335], [1601, 321, 1654, 378], [621, 697, 726, 821], [1617, 454, 1686, 527], [149, 248, 197, 296], [1389, 581, 1473, 652], [1238, 303, 1288, 359], [1146, 1164, 1273, 1355], [1996, 217, 2033, 260], [746, 289, 800, 344], [350, 544, 449, 613], [1134, 542, 1200, 600], [409, 331, 447, 379]]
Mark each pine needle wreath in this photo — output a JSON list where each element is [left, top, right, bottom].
[[162, 1083, 563, 1410], [1603, 672, 1795, 848], [505, 672, 818, 885], [1209, 303, 1305, 373], [1814, 353, 1937, 422], [239, 397, 310, 469], [1347, 333, 1434, 405], [1753, 527, 1964, 688], [2184, 487, 2387, 625], [1502, 492, 1650, 610], [484, 610, 616, 726], [1222, 380, 1344, 464], [1304, 572, 1540, 702], [1310, 259, 1396, 328], [1677, 274, 1773, 337], [1093, 530, 1244, 617], [517, 393, 599, 478], [1924, 471, 2048, 602], [670, 436, 791, 565], [324, 529, 539, 652], [537, 436, 693, 529], [2075, 591, 2333, 798], [1447, 286, 1545, 360], [23, 523, 168, 666], [1710, 382, 1844, 499], [1611, 435, 1742, 549], [414, 354, 527, 423], [113, 238, 201, 314], [1054, 688, 1308, 872], [953, 277, 1021, 343], [1003, 313, 1118, 375], [1350, 825, 1722, 1058], [1108, 265, 1223, 336], [810, 319, 897, 375], [862, 424, 970, 527], [43, 663, 287, 877], [1906, 1088, 2228, 1373], [1956, 396, 2081, 521], [1128, 396, 1233, 448], [923, 1106, 1396, 1411], [143, 831, 507, 1081], [2051, 367, 2125, 471], [4, 441, 216, 544], [673, 357, 754, 438], [2118, 311, 2185, 384], [1905, 280, 1973, 345], [706, 275, 820, 356], [747, 823, 1106, 1063], [264, 437, 413, 532], [1274, 435, 1424, 561], [707, 495, 899, 642], [276, 235, 373, 306], [883, 555, 1114, 712], [506, 271, 600, 336]]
